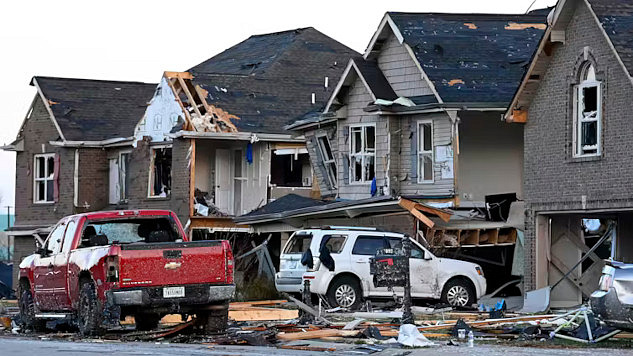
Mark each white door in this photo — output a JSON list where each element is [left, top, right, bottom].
[[215, 149, 233, 214], [349, 235, 392, 297]]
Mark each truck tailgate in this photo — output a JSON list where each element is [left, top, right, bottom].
[[118, 241, 228, 288]]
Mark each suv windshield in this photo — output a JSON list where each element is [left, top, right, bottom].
[[79, 217, 181, 247], [284, 233, 312, 254]]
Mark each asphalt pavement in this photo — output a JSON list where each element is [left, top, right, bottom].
[[1, 335, 632, 356]]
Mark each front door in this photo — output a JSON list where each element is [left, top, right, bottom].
[[215, 148, 233, 214]]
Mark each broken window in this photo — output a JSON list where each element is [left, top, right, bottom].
[[317, 135, 337, 188], [148, 147, 172, 197], [33, 153, 56, 203], [349, 125, 376, 183], [575, 64, 601, 157], [109, 152, 130, 204], [417, 121, 434, 182], [270, 150, 312, 187]]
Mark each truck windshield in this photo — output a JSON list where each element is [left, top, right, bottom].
[[79, 217, 181, 247]]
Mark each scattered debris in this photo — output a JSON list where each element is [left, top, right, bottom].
[[397, 324, 435, 347]]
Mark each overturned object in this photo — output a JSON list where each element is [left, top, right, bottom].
[[398, 324, 435, 347]]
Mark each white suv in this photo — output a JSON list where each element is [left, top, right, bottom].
[[276, 227, 487, 309]]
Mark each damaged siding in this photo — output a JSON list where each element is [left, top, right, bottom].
[[523, 2, 633, 289], [127, 138, 191, 224], [397, 113, 454, 197], [377, 33, 433, 97], [337, 78, 388, 200], [135, 77, 182, 143]]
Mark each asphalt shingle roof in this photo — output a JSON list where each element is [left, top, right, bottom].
[[354, 59, 398, 101], [240, 193, 327, 218], [588, 0, 633, 76], [387, 10, 548, 104], [188, 27, 359, 133], [33, 77, 156, 141]]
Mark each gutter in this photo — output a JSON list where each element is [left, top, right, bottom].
[[169, 130, 305, 143], [49, 137, 134, 148], [365, 102, 508, 115]]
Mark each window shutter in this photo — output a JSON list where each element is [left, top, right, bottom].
[[410, 121, 418, 180], [53, 153, 60, 202], [342, 125, 349, 184], [311, 137, 331, 189]]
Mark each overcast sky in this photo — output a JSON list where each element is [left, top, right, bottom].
[[0, 0, 556, 210]]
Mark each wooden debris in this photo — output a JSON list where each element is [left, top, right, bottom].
[[230, 307, 298, 321], [277, 329, 361, 341], [280, 344, 336, 352], [285, 293, 331, 324]]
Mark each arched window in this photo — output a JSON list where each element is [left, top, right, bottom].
[[575, 63, 601, 157]]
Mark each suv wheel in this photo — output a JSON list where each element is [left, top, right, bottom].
[[327, 276, 361, 310], [77, 281, 103, 336], [441, 279, 475, 307], [18, 283, 45, 331]]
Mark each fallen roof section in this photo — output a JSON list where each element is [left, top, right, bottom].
[[32, 76, 157, 141]]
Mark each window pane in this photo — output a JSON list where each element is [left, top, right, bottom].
[[423, 154, 433, 181], [46, 180, 54, 201], [37, 181, 45, 201], [582, 86, 598, 113], [47, 156, 55, 178], [319, 137, 333, 160], [581, 121, 598, 148], [352, 129, 362, 154], [365, 155, 375, 181], [36, 157, 45, 178], [422, 123, 432, 151], [284, 234, 312, 254], [322, 235, 346, 254], [352, 236, 386, 255], [365, 126, 375, 151], [354, 155, 363, 181]]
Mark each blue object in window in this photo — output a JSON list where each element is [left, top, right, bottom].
[[246, 143, 253, 164], [370, 177, 377, 196]]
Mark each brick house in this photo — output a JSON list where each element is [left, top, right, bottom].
[[127, 28, 358, 240], [1, 77, 156, 287], [238, 10, 548, 291], [505, 0, 633, 306]]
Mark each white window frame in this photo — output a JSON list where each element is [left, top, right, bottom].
[[349, 124, 376, 184], [574, 65, 602, 158], [417, 120, 434, 183], [316, 134, 337, 189], [33, 153, 55, 204], [115, 151, 131, 203], [148, 145, 172, 198]]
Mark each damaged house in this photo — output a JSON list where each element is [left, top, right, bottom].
[[1, 77, 157, 288], [237, 10, 549, 291], [127, 27, 358, 240], [505, 0, 633, 307]]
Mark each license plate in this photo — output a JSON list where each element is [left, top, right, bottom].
[[163, 286, 185, 298]]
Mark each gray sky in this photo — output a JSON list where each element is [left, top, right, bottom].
[[0, 0, 556, 209]]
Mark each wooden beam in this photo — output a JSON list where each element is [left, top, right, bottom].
[[277, 329, 360, 341], [189, 139, 196, 218], [508, 109, 527, 123], [177, 77, 203, 117], [413, 202, 451, 222], [399, 198, 435, 228], [164, 71, 194, 80]]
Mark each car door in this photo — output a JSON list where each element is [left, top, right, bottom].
[[386, 237, 438, 298], [33, 220, 66, 311], [350, 234, 390, 296], [54, 218, 78, 310]]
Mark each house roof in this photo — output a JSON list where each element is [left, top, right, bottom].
[[588, 0, 633, 76], [240, 194, 328, 219], [33, 77, 156, 141], [385, 10, 549, 104], [353, 59, 398, 101], [187, 27, 359, 134]]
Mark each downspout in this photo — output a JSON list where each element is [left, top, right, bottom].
[[73, 149, 79, 208]]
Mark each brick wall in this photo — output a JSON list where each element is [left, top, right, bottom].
[[76, 148, 109, 212], [523, 2, 633, 289], [126, 137, 191, 225]]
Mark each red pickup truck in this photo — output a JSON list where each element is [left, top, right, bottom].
[[18, 210, 234, 335]]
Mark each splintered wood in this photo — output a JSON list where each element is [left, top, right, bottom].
[[229, 300, 299, 321]]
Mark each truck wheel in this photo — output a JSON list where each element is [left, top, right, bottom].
[[197, 303, 229, 333], [77, 281, 103, 336], [135, 313, 161, 331], [18, 284, 45, 331], [441, 279, 475, 307], [327, 276, 362, 310]]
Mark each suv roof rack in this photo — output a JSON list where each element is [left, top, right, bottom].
[[317, 226, 382, 232]]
